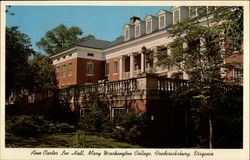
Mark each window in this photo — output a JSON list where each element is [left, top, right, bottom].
[[189, 7, 196, 17], [56, 66, 60, 78], [80, 108, 90, 119], [233, 68, 243, 84], [62, 65, 66, 77], [57, 58, 60, 61], [159, 15, 165, 29], [173, 10, 180, 24], [125, 29, 129, 40], [113, 61, 118, 74], [208, 6, 216, 13], [112, 108, 126, 118], [87, 53, 94, 57], [135, 25, 140, 37], [146, 20, 152, 33], [105, 63, 109, 75], [68, 63, 72, 76], [69, 54, 72, 57], [63, 56, 66, 59], [197, 7, 207, 17], [87, 62, 94, 75]]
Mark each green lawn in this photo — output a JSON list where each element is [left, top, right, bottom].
[[5, 131, 141, 148]]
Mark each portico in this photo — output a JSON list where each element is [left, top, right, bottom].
[[118, 47, 154, 80]]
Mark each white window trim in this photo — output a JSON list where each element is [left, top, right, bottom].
[[159, 14, 165, 29], [86, 61, 94, 76], [173, 9, 180, 24], [68, 62, 72, 76], [113, 61, 118, 75], [111, 107, 127, 119], [62, 65, 66, 77], [146, 20, 152, 34], [125, 28, 130, 41], [135, 24, 140, 38]]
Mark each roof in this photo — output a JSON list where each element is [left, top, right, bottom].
[[75, 37, 110, 49], [104, 37, 124, 49]]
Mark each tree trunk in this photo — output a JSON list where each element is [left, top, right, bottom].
[[209, 112, 213, 148]]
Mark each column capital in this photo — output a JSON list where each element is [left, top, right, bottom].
[[129, 53, 134, 56], [118, 55, 123, 60]]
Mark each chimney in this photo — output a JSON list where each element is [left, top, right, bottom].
[[130, 16, 140, 25]]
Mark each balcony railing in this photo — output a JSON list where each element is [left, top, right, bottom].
[[122, 72, 130, 79], [59, 78, 138, 99]]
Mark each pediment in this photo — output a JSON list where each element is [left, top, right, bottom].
[[123, 24, 131, 29], [157, 9, 172, 16], [144, 14, 153, 21]]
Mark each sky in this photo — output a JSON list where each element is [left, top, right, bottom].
[[6, 6, 172, 54]]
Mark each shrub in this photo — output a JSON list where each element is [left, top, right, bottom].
[[112, 113, 149, 144], [78, 102, 111, 132], [6, 115, 76, 136], [7, 115, 51, 136], [56, 123, 75, 133]]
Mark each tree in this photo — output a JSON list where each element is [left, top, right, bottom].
[[6, 26, 35, 98], [153, 6, 243, 148], [36, 24, 94, 56], [29, 54, 58, 91], [6, 6, 15, 16]]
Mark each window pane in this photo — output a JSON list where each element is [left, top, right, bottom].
[[113, 108, 126, 118], [146, 20, 152, 33], [125, 29, 129, 40], [135, 25, 140, 37], [174, 10, 180, 24], [159, 15, 165, 28], [189, 7, 196, 17], [56, 66, 60, 78], [197, 7, 207, 16], [68, 63, 72, 75], [113, 62, 118, 73], [87, 63, 94, 75], [63, 65, 66, 77]]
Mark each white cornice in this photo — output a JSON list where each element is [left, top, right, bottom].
[[50, 47, 77, 60], [104, 29, 168, 53]]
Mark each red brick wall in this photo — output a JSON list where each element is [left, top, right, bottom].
[[106, 57, 119, 81], [54, 57, 105, 88], [225, 54, 243, 79], [76, 58, 105, 85], [54, 58, 78, 88]]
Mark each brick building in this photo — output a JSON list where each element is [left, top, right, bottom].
[[51, 6, 243, 88], [51, 6, 243, 119]]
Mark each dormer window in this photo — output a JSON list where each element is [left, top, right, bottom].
[[125, 29, 129, 41], [189, 7, 196, 17], [159, 15, 165, 29], [157, 10, 172, 29], [173, 9, 180, 24], [135, 25, 140, 38], [197, 7, 207, 17], [146, 20, 152, 34]]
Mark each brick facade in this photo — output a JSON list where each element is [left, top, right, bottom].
[[54, 58, 78, 88], [54, 57, 105, 88], [225, 54, 243, 82], [106, 57, 119, 81]]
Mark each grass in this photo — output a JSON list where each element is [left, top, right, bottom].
[[5, 131, 141, 148]]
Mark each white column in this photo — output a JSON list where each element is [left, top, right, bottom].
[[119, 56, 123, 80], [141, 52, 145, 73], [130, 53, 134, 78], [182, 42, 189, 79]]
